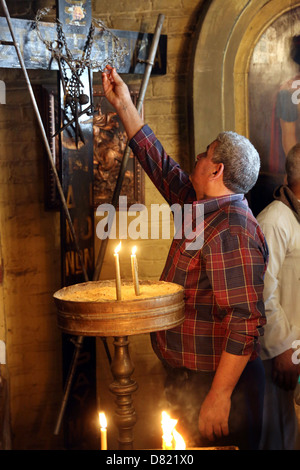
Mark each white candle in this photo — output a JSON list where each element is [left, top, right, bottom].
[[99, 412, 107, 450], [131, 246, 140, 296], [114, 242, 122, 300]]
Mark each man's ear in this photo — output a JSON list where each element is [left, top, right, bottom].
[[210, 162, 224, 180]]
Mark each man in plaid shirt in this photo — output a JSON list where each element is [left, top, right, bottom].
[[102, 66, 269, 450]]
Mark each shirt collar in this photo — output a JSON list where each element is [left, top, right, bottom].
[[192, 193, 246, 215]]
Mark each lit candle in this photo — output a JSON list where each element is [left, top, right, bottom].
[[99, 412, 107, 450], [131, 246, 140, 296], [161, 411, 176, 450], [161, 411, 186, 450], [114, 242, 122, 300]]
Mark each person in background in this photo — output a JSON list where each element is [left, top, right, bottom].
[[257, 143, 300, 450], [102, 66, 269, 450], [269, 35, 300, 174]]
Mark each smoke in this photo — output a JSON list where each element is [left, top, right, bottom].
[[161, 368, 212, 448]]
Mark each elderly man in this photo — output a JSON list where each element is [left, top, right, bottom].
[[257, 144, 300, 450], [101, 66, 268, 450]]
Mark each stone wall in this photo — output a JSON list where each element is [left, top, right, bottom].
[[0, 0, 204, 449]]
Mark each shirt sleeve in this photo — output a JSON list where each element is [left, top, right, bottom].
[[255, 217, 298, 358], [203, 231, 267, 357], [129, 124, 195, 206]]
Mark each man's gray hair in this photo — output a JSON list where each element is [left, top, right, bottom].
[[286, 143, 300, 187], [213, 131, 261, 194]]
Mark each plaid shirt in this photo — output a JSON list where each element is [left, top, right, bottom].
[[129, 125, 268, 371]]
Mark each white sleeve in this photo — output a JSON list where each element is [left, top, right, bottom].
[[257, 216, 297, 358]]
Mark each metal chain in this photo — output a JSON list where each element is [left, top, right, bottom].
[[34, 6, 128, 144], [54, 19, 95, 104], [34, 7, 128, 73]]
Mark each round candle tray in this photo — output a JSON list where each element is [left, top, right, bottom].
[[53, 280, 185, 336]]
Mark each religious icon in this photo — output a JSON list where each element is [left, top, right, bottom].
[[92, 86, 144, 209], [67, 5, 86, 24], [248, 6, 300, 215]]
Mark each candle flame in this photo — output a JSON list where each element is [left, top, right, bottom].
[[99, 412, 107, 429], [161, 411, 177, 449], [161, 411, 186, 450], [173, 427, 186, 450], [132, 246, 137, 255], [114, 242, 121, 254]]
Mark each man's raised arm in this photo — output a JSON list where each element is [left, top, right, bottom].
[[101, 65, 144, 139]]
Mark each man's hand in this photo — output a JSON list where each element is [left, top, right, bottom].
[[198, 388, 230, 441], [198, 350, 251, 441], [102, 65, 132, 111], [272, 348, 300, 390], [101, 65, 144, 139]]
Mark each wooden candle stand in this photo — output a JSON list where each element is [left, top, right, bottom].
[[54, 280, 185, 450]]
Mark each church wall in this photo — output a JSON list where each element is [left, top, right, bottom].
[[0, 68, 62, 450], [0, 0, 205, 450]]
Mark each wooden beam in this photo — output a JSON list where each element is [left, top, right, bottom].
[[0, 17, 167, 74]]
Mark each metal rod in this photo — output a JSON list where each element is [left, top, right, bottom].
[[93, 13, 165, 281], [53, 335, 84, 436], [53, 333, 112, 436], [53, 335, 111, 435], [0, 39, 13, 45], [0, 0, 89, 282]]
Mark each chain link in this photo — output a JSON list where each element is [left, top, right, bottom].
[[34, 6, 128, 143], [34, 6, 128, 73]]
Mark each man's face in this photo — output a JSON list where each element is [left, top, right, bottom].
[[189, 140, 219, 199]]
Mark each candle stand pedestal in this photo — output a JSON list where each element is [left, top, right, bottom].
[[54, 280, 185, 450], [109, 335, 138, 450]]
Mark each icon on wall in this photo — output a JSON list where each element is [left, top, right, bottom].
[[249, 6, 300, 215]]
